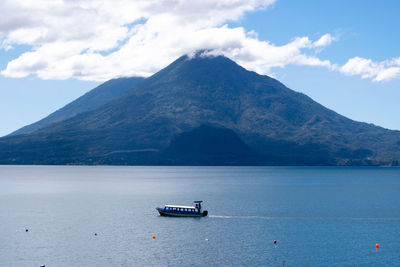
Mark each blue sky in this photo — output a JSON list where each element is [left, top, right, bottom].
[[237, 0, 400, 131], [0, 0, 399, 136]]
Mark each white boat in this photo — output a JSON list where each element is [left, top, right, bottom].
[[156, 201, 208, 217]]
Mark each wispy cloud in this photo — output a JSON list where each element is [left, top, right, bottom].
[[340, 56, 400, 82], [1, 0, 395, 83], [312, 33, 336, 48], [0, 0, 339, 81]]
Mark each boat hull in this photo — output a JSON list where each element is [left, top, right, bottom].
[[156, 207, 208, 217]]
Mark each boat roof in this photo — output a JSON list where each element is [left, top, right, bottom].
[[165, 205, 196, 209]]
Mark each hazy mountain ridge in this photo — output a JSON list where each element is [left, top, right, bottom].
[[1, 53, 400, 165], [10, 77, 145, 136]]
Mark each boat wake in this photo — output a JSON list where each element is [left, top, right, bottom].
[[209, 215, 275, 220], [209, 215, 400, 221]]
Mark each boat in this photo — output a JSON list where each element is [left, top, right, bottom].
[[156, 200, 208, 217]]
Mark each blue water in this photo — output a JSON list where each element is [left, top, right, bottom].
[[0, 166, 399, 266]]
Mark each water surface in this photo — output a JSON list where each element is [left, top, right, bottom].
[[1, 166, 399, 266]]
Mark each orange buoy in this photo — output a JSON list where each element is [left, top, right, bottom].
[[376, 243, 380, 248], [152, 235, 156, 239]]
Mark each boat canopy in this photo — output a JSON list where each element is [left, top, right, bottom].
[[165, 205, 196, 209]]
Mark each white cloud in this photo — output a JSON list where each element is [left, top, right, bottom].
[[0, 0, 339, 81], [340, 56, 400, 82], [312, 33, 336, 48]]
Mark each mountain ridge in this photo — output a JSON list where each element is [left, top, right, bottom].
[[1, 52, 400, 165], [10, 76, 145, 136]]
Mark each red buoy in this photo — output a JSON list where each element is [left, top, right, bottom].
[[376, 243, 380, 248], [152, 235, 156, 239]]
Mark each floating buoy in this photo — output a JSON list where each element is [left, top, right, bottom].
[[25, 228, 29, 232], [274, 240, 277, 244], [376, 243, 380, 248], [40, 265, 45, 267], [94, 233, 97, 236], [205, 238, 209, 241], [152, 235, 156, 239]]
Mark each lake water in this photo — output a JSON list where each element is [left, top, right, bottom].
[[0, 166, 399, 266]]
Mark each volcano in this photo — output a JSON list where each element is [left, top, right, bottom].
[[1, 52, 400, 165]]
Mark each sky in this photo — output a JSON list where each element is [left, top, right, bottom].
[[0, 0, 399, 137]]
